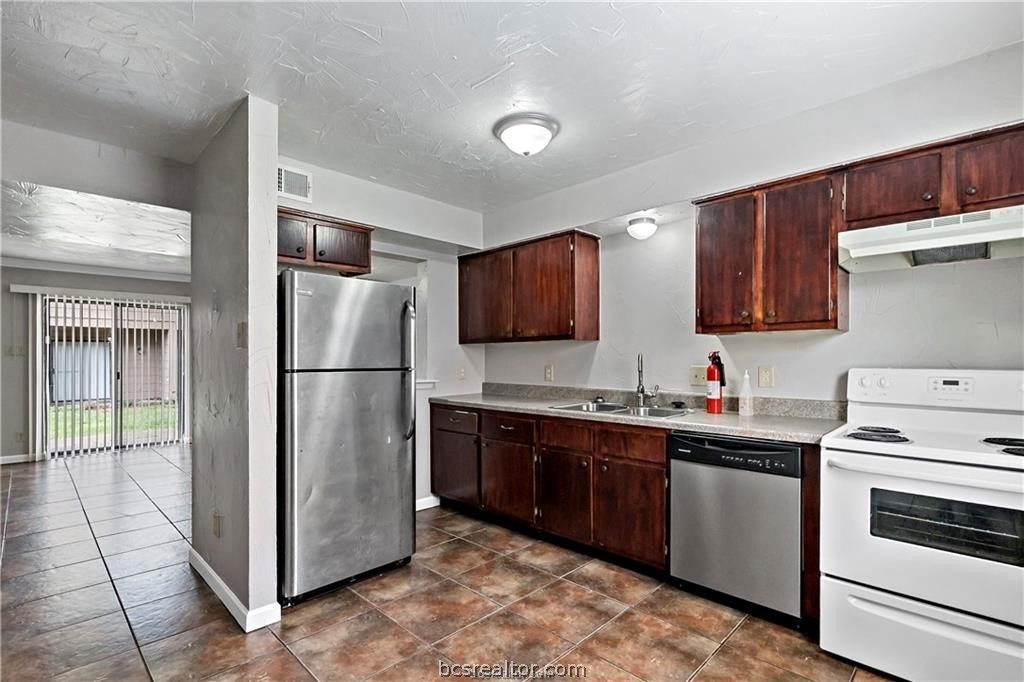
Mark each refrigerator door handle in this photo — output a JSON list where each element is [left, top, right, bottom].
[[401, 299, 416, 370], [402, 299, 416, 440]]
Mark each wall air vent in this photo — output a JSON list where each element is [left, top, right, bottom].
[[278, 165, 312, 203]]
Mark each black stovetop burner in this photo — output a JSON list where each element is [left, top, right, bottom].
[[847, 431, 911, 443], [984, 437, 1024, 448], [856, 426, 902, 434], [1002, 447, 1024, 456]]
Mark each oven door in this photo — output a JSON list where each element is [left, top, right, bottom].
[[821, 449, 1024, 626]]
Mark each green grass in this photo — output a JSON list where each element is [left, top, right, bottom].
[[48, 402, 179, 441]]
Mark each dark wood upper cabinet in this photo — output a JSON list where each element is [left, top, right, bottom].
[[593, 457, 666, 568], [480, 438, 535, 523], [277, 207, 372, 275], [695, 194, 756, 333], [537, 448, 592, 544], [458, 230, 600, 344], [763, 178, 835, 327], [956, 129, 1024, 208], [844, 153, 941, 224], [459, 250, 513, 343]]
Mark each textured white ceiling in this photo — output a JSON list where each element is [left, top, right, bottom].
[[1, 181, 190, 274], [2, 2, 1021, 211]]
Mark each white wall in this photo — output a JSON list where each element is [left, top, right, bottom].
[[1, 120, 193, 210], [482, 44, 1024, 401], [190, 96, 278, 621], [278, 155, 482, 249]]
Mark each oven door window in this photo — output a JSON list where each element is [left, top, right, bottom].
[[870, 489, 1024, 566]]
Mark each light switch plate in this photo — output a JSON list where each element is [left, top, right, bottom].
[[758, 366, 775, 388], [689, 365, 706, 386], [544, 364, 555, 383]]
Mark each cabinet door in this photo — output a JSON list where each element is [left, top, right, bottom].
[[844, 154, 941, 223], [763, 178, 834, 326], [594, 458, 666, 567], [537, 448, 591, 543], [278, 216, 308, 259], [957, 131, 1024, 207], [480, 439, 534, 523], [314, 223, 370, 269], [459, 250, 513, 343], [513, 234, 573, 339], [430, 429, 479, 505], [696, 195, 756, 331]]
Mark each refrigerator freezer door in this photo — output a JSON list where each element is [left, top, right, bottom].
[[282, 370, 414, 599], [282, 269, 414, 371]]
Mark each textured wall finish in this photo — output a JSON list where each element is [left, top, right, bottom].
[[190, 96, 279, 619], [1, 3, 1020, 210]]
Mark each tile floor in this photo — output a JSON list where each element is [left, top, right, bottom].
[[1, 448, 891, 681]]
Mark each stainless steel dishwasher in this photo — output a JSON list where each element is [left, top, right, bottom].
[[669, 431, 802, 617]]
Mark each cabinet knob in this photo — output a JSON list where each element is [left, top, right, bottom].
[[600, 463, 608, 472], [581, 460, 588, 468], [499, 425, 515, 431], [965, 186, 978, 196], [318, 250, 326, 256], [739, 309, 750, 319], [766, 310, 777, 319], [296, 246, 304, 254], [921, 192, 934, 202]]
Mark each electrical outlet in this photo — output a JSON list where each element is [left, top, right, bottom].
[[544, 364, 555, 383], [456, 367, 466, 381], [14, 431, 26, 443], [758, 366, 775, 388], [689, 365, 706, 386], [213, 512, 223, 538]]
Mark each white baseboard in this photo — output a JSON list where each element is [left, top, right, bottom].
[[416, 495, 440, 511], [188, 548, 281, 632], [1, 454, 33, 466]]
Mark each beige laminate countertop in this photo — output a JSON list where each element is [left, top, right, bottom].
[[430, 394, 843, 445]]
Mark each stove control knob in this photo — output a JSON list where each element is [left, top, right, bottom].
[[878, 377, 891, 389], [859, 376, 872, 388]]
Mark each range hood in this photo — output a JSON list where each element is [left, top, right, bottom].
[[838, 204, 1024, 273]]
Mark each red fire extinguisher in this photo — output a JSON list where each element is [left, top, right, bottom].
[[707, 351, 725, 414]]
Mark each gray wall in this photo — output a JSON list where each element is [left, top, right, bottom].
[[190, 96, 278, 613], [0, 266, 190, 456]]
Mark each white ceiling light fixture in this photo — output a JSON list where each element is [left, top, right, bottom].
[[627, 216, 658, 240], [493, 113, 560, 157]]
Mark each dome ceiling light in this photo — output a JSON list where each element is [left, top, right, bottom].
[[493, 113, 560, 157], [627, 216, 658, 240]]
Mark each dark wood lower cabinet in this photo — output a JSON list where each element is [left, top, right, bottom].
[[430, 429, 479, 506], [594, 457, 666, 567], [480, 438, 535, 523], [537, 448, 592, 544]]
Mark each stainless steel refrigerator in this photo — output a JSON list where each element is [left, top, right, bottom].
[[279, 269, 415, 601]]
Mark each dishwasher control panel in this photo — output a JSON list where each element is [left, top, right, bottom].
[[669, 432, 801, 478]]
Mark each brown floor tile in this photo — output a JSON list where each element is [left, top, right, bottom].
[[853, 667, 898, 681], [2, 523, 94, 555], [454, 556, 556, 605], [436, 610, 572, 669], [288, 609, 424, 682], [415, 506, 454, 524], [125, 583, 232, 645], [381, 579, 499, 643], [416, 525, 455, 551], [427, 513, 489, 536], [141, 617, 283, 681], [204, 649, 316, 681], [113, 562, 204, 608], [694, 645, 808, 682], [366, 648, 455, 681], [0, 539, 100, 580], [85, 500, 159, 521], [1, 611, 137, 680], [4, 510, 87, 538], [551, 647, 643, 681], [463, 525, 536, 553], [5, 498, 82, 522], [511, 541, 593, 576], [565, 559, 660, 604], [1, 582, 122, 641], [508, 579, 626, 642], [350, 560, 445, 605], [0, 558, 109, 609], [271, 587, 372, 643], [580, 609, 718, 682], [636, 585, 745, 642], [416, 538, 499, 578], [96, 523, 183, 555], [104, 539, 190, 579], [90, 510, 170, 537], [80, 491, 151, 510], [724, 619, 854, 682], [160, 504, 192, 523], [51, 648, 151, 682]]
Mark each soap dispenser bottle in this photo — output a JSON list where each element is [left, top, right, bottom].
[[738, 370, 754, 417]]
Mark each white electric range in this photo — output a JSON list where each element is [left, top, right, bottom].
[[819, 368, 1024, 682]]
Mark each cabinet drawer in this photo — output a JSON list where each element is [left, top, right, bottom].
[[596, 426, 666, 464], [540, 419, 594, 452], [481, 413, 536, 444], [434, 407, 478, 434]]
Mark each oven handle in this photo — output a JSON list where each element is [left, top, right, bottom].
[[826, 457, 1024, 494]]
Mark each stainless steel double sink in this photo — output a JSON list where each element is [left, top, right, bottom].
[[550, 402, 689, 419]]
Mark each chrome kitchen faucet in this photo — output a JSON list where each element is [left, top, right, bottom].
[[636, 353, 659, 407]]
